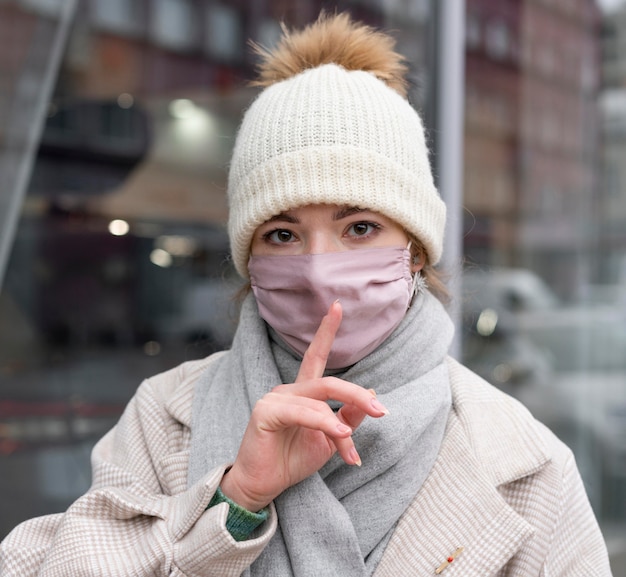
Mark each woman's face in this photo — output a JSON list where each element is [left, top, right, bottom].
[[251, 203, 414, 259]]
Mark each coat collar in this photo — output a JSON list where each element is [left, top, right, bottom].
[[374, 357, 551, 576], [445, 357, 551, 487]]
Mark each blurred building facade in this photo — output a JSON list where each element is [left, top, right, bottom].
[[464, 0, 601, 301]]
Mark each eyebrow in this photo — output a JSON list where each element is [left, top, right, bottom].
[[265, 213, 299, 224], [334, 206, 367, 220]]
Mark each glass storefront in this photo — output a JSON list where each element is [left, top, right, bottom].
[[1, 0, 625, 571]]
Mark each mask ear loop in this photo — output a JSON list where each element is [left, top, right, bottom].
[[407, 240, 427, 307]]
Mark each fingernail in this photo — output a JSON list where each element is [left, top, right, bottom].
[[337, 423, 352, 435], [371, 398, 390, 415], [350, 447, 362, 466], [368, 388, 377, 397]]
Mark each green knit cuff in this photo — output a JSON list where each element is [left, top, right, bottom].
[[207, 487, 269, 542]]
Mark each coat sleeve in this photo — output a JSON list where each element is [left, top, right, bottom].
[[0, 366, 277, 577], [542, 449, 613, 577]]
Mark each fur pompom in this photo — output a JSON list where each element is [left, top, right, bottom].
[[251, 12, 409, 97]]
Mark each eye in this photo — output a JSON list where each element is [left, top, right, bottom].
[[347, 222, 380, 237], [265, 229, 296, 243]]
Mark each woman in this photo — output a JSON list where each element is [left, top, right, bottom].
[[0, 13, 612, 577]]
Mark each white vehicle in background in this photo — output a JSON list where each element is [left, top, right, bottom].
[[461, 267, 626, 521]]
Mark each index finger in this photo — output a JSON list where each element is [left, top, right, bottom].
[[296, 300, 342, 381]]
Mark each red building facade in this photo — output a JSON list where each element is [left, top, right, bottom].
[[464, 0, 601, 300]]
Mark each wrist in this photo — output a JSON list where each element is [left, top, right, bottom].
[[208, 486, 269, 541], [220, 468, 271, 512]]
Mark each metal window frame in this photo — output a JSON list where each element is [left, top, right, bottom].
[[0, 0, 77, 290]]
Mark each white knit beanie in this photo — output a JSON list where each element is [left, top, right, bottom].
[[227, 18, 446, 278]]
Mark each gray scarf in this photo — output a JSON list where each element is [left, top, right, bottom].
[[188, 290, 453, 577]]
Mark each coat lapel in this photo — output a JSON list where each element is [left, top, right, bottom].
[[374, 358, 551, 577], [164, 352, 226, 428], [159, 353, 225, 495]]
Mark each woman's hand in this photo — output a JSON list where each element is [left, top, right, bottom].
[[219, 301, 389, 512]]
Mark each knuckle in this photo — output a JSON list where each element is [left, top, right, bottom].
[[320, 376, 337, 387], [321, 376, 345, 395], [254, 391, 282, 412], [252, 397, 270, 415]]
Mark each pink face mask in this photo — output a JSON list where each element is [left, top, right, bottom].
[[248, 246, 414, 369]]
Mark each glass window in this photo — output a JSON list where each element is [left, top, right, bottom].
[[485, 19, 510, 60], [18, 0, 66, 17], [151, 0, 195, 51], [90, 0, 143, 36], [205, 4, 243, 62], [465, 11, 482, 49], [255, 18, 282, 49]]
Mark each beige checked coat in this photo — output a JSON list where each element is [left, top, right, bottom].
[[0, 356, 612, 576]]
